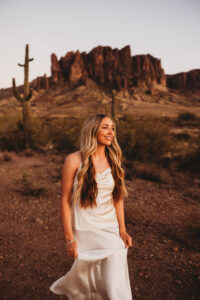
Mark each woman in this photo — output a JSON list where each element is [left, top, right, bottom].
[[50, 113, 133, 299]]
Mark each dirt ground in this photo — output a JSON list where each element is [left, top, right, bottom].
[[0, 151, 199, 300]]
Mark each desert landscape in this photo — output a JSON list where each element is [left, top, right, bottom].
[[0, 44, 200, 299]]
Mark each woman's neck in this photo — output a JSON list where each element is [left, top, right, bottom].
[[92, 145, 106, 160]]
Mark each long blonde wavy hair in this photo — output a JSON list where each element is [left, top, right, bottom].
[[73, 113, 128, 208]]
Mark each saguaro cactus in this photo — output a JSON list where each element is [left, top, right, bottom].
[[111, 89, 117, 122], [12, 44, 34, 149]]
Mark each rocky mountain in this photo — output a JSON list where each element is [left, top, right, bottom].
[[32, 45, 200, 92], [166, 69, 200, 89], [32, 45, 166, 91], [1, 45, 200, 103]]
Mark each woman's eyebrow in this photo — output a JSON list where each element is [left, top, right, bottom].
[[102, 123, 114, 127]]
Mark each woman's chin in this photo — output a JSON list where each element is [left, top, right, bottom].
[[98, 139, 112, 146], [105, 141, 112, 145]]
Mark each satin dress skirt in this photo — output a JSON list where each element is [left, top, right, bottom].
[[49, 225, 132, 300]]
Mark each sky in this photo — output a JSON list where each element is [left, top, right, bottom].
[[0, 0, 199, 88]]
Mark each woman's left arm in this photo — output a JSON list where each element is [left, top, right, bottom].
[[114, 199, 133, 248]]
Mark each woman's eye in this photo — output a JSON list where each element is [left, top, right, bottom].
[[102, 127, 114, 130], [101, 127, 114, 133]]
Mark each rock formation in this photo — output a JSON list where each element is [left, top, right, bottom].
[[32, 73, 49, 90], [33, 45, 166, 91], [167, 69, 200, 89]]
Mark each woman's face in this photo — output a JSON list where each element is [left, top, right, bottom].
[[96, 117, 115, 146]]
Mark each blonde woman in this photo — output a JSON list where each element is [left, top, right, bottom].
[[50, 113, 133, 299]]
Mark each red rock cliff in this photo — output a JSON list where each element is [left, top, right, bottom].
[[167, 69, 200, 89], [34, 45, 166, 90]]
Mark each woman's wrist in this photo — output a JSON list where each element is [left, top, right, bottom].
[[65, 239, 75, 246], [65, 233, 74, 242], [119, 225, 126, 233]]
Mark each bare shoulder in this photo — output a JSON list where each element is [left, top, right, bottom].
[[63, 150, 82, 173], [61, 151, 82, 192]]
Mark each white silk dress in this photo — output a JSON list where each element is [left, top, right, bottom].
[[50, 162, 132, 300]]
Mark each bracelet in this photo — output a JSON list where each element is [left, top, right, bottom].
[[65, 239, 75, 246]]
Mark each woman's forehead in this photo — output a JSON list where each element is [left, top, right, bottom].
[[101, 117, 114, 126]]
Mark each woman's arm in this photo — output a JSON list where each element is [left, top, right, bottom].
[[114, 199, 126, 232], [60, 153, 79, 257], [114, 199, 132, 248]]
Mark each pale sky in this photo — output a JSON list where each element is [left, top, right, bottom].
[[0, 0, 199, 88]]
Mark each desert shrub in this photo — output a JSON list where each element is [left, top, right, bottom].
[[0, 112, 50, 152], [117, 114, 172, 163], [177, 135, 200, 173], [134, 161, 169, 182], [15, 170, 47, 197], [118, 113, 136, 126], [177, 112, 197, 121], [48, 117, 85, 153], [30, 116, 49, 151], [0, 113, 85, 153], [0, 112, 24, 151], [174, 130, 191, 141], [123, 159, 171, 183], [2, 152, 12, 161]]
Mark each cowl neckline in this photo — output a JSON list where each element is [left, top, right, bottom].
[[96, 167, 111, 176], [79, 162, 111, 177]]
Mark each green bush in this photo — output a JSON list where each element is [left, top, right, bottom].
[[177, 135, 200, 173], [0, 112, 24, 151], [30, 116, 49, 151], [0, 113, 85, 153], [48, 117, 85, 153], [0, 113, 49, 152], [117, 114, 172, 163]]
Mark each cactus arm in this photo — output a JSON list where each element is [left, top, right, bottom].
[[25, 88, 33, 101], [17, 58, 33, 67], [12, 78, 23, 102]]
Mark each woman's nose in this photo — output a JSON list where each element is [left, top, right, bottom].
[[108, 129, 114, 135]]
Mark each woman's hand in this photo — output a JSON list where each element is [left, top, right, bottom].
[[119, 230, 133, 248], [65, 240, 79, 258]]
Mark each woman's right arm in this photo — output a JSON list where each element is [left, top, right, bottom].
[[61, 153, 79, 257]]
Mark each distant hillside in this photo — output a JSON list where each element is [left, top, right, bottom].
[[1, 76, 200, 123]]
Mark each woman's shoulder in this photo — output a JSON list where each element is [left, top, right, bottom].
[[64, 150, 82, 169]]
